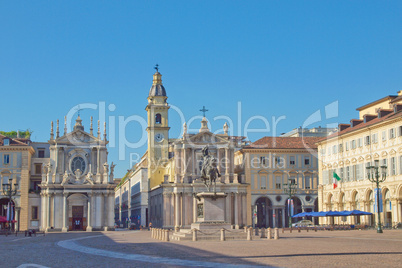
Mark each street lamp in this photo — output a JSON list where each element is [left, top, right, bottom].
[[283, 179, 297, 228], [366, 160, 387, 233], [2, 178, 18, 232]]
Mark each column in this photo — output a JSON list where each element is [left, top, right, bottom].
[[282, 208, 285, 228], [183, 148, 188, 183], [193, 195, 197, 222], [87, 194, 93, 232], [53, 194, 57, 228], [225, 193, 231, 224], [225, 148, 230, 183], [174, 147, 181, 183], [191, 149, 195, 178], [180, 193, 184, 227], [108, 193, 115, 229], [40, 193, 46, 231], [46, 194, 51, 231], [242, 193, 247, 226], [234, 193, 239, 228], [62, 193, 68, 232], [175, 193, 180, 228]]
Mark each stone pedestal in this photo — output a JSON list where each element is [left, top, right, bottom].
[[61, 227, 68, 232], [190, 192, 231, 230]]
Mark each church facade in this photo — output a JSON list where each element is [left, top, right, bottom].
[[40, 116, 116, 231], [144, 70, 248, 229]]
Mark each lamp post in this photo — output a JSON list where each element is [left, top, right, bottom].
[[366, 160, 387, 233], [2, 178, 18, 232], [283, 179, 297, 228]]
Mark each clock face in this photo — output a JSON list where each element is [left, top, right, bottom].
[[155, 133, 164, 142]]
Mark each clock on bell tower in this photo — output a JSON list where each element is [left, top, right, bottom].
[[146, 66, 170, 187]]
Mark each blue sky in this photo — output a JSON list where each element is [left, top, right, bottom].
[[1, 1, 401, 178]]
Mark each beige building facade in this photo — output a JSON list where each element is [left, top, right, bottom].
[[236, 137, 320, 227], [317, 91, 402, 227]]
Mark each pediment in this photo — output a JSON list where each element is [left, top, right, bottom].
[[187, 131, 229, 144], [54, 129, 103, 145]]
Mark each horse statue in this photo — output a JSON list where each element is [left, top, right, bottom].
[[200, 146, 221, 193]]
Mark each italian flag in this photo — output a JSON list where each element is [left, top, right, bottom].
[[333, 172, 341, 189]]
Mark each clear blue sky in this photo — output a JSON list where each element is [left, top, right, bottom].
[[1, 1, 401, 178]]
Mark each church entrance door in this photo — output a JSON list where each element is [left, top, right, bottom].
[[72, 206, 84, 231]]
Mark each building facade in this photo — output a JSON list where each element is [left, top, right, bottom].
[[0, 134, 34, 231], [317, 91, 402, 227], [114, 156, 148, 228], [236, 137, 320, 227], [40, 116, 116, 231]]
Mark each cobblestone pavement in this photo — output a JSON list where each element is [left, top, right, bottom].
[[1, 229, 402, 267]]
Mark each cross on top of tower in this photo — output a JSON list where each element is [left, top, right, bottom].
[[77, 105, 83, 117], [200, 106, 209, 117], [154, 64, 159, 72]]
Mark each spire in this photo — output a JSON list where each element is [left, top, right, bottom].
[[64, 116, 67, 135], [56, 119, 60, 138], [73, 115, 84, 131], [182, 122, 187, 139], [200, 117, 209, 133], [50, 121, 54, 140], [103, 122, 107, 141], [90, 116, 93, 136]]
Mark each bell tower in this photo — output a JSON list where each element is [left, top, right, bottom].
[[146, 66, 170, 188]]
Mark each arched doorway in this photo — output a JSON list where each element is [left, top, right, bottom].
[[383, 188, 392, 228], [255, 197, 273, 228], [284, 196, 302, 227], [352, 191, 361, 224], [67, 194, 88, 231]]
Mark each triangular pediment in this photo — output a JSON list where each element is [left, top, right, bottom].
[[54, 129, 104, 145], [186, 131, 229, 145]]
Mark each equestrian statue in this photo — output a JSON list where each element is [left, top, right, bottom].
[[200, 146, 221, 193]]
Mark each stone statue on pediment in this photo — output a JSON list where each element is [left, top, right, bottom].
[[200, 146, 221, 193]]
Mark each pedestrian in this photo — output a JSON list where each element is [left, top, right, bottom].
[[149, 222, 152, 231]]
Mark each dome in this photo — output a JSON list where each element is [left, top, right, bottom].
[[148, 71, 166, 97], [149, 84, 166, 97]]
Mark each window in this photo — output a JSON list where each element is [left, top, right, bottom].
[[38, 149, 45, 158], [339, 167, 344, 180], [346, 166, 350, 181], [357, 138, 363, 147], [290, 176, 296, 184], [3, 154, 10, 165], [304, 157, 310, 166], [332, 145, 337, 154], [31, 206, 39, 220], [289, 156, 295, 166], [351, 140, 356, 149], [382, 159, 388, 175], [398, 126, 402, 137], [4, 139, 10, 146], [260, 175, 266, 189], [356, 164, 361, 180], [275, 176, 281, 189], [365, 135, 370, 145], [155, 113, 162, 124], [260, 156, 266, 166], [382, 130, 387, 141], [391, 157, 396, 175], [389, 128, 395, 139], [35, 164, 42, 175], [345, 141, 349, 151], [372, 133, 378, 143], [305, 176, 311, 189], [338, 144, 343, 153]]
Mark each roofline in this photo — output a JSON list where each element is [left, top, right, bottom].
[[356, 95, 397, 111]]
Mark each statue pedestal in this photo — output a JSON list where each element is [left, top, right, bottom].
[[191, 192, 231, 230]]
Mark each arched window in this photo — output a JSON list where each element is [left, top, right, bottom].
[[155, 114, 162, 124]]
